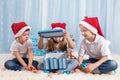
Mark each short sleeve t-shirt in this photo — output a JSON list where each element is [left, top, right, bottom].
[[78, 34, 112, 59], [10, 39, 33, 57]]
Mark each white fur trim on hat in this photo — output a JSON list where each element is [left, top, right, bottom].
[[80, 21, 97, 34], [53, 27, 65, 31], [15, 26, 31, 37]]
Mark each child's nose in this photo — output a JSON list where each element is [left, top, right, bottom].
[[81, 32, 84, 35], [26, 35, 29, 39]]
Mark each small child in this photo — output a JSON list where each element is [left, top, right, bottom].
[[37, 22, 78, 77], [77, 17, 118, 74], [4, 22, 38, 73]]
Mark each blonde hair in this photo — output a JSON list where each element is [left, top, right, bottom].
[[46, 38, 67, 52]]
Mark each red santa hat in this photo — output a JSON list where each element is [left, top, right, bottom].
[[80, 17, 104, 37], [51, 22, 66, 31], [11, 22, 31, 37]]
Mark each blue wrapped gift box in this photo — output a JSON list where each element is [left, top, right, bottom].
[[43, 52, 67, 70], [43, 58, 67, 70], [38, 29, 65, 38]]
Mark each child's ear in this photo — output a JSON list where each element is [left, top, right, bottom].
[[79, 24, 80, 26]]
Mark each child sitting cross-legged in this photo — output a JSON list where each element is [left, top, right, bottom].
[[37, 22, 78, 77], [75, 17, 118, 74], [4, 22, 38, 73]]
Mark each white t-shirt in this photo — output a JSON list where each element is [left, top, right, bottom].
[[78, 34, 112, 59], [10, 39, 33, 57]]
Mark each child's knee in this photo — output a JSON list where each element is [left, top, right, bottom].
[[32, 61, 38, 68], [109, 60, 118, 70], [4, 60, 14, 68], [71, 59, 79, 67], [37, 62, 43, 70]]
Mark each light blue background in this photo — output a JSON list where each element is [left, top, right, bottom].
[[0, 0, 120, 54]]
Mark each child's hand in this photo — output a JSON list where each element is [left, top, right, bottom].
[[27, 65, 33, 71], [31, 68, 38, 73], [78, 62, 82, 68], [39, 36, 44, 40], [64, 32, 70, 39], [66, 51, 73, 59], [83, 63, 96, 73], [27, 65, 38, 73]]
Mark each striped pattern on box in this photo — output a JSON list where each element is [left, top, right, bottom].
[[43, 58, 67, 70]]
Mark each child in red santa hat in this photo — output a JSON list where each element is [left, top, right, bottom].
[[4, 22, 38, 73], [37, 22, 78, 77], [76, 17, 118, 74]]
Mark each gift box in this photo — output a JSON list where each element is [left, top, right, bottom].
[[43, 52, 67, 70], [38, 29, 65, 38], [43, 58, 67, 70]]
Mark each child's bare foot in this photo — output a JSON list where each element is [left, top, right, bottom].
[[48, 73, 53, 78], [92, 73, 101, 75], [92, 72, 101, 75], [48, 73, 57, 78], [2, 68, 7, 71], [32, 69, 38, 73], [74, 68, 81, 73], [71, 70, 75, 73]]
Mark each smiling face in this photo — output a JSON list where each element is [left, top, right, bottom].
[[53, 37, 64, 43], [79, 24, 96, 41]]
